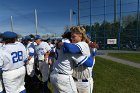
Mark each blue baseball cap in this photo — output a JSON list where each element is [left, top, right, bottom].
[[2, 31, 17, 39], [35, 35, 41, 40]]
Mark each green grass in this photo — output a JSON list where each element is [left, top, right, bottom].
[[48, 81, 54, 93], [93, 57, 140, 93], [108, 53, 140, 64], [26, 56, 140, 93]]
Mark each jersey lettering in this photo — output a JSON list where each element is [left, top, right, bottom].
[[11, 51, 23, 63]]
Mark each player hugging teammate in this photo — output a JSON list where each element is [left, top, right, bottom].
[[0, 27, 97, 93], [50, 26, 97, 93]]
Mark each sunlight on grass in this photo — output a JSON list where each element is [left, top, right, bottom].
[[108, 53, 140, 64], [93, 57, 140, 93]]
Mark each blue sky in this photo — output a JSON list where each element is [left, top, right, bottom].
[[0, 0, 139, 36], [80, 0, 138, 25], [0, 0, 77, 36]]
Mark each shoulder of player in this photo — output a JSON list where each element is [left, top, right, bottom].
[[75, 41, 89, 48], [76, 41, 88, 45], [40, 41, 49, 45], [15, 42, 25, 46]]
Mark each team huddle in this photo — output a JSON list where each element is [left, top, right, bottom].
[[0, 26, 98, 93]]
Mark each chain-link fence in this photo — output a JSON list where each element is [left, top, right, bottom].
[[78, 0, 140, 50]]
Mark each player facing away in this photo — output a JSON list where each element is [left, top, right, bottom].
[[50, 36, 79, 93], [0, 50, 4, 93], [0, 37, 4, 93], [0, 31, 27, 93], [34, 35, 52, 92], [24, 35, 35, 77]]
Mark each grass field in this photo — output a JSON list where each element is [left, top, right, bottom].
[[26, 56, 140, 93], [93, 57, 140, 93], [108, 53, 140, 64]]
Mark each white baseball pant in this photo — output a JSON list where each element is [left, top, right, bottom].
[[74, 77, 93, 93], [2, 66, 26, 93], [0, 71, 4, 93], [26, 58, 35, 77], [50, 71, 78, 93]]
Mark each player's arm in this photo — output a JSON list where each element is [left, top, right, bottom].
[[61, 42, 94, 67], [44, 50, 54, 65], [44, 42, 52, 64], [91, 48, 97, 57], [72, 55, 94, 67], [0, 54, 4, 70], [26, 47, 34, 64], [22, 46, 28, 64], [62, 42, 81, 54], [63, 42, 95, 67], [44, 51, 50, 60], [63, 42, 97, 57]]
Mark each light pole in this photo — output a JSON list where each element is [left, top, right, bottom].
[[78, 0, 80, 26], [35, 9, 38, 35], [103, 0, 106, 49], [114, 0, 116, 23], [118, 0, 122, 50], [70, 9, 73, 28], [10, 16, 14, 32], [136, 0, 139, 46], [90, 0, 92, 40]]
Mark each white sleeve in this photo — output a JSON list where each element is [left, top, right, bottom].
[[72, 55, 88, 65], [28, 47, 34, 54], [44, 42, 51, 53], [0, 52, 4, 68], [23, 47, 28, 62], [75, 42, 90, 56]]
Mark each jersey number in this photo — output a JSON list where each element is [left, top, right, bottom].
[[11, 51, 23, 63]]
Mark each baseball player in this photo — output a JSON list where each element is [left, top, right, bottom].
[[24, 36, 35, 77], [66, 26, 94, 93], [0, 38, 4, 93], [34, 35, 51, 92], [0, 31, 27, 93], [62, 42, 97, 93], [50, 27, 93, 93], [74, 44, 97, 93], [50, 32, 80, 93], [50, 44, 78, 93]]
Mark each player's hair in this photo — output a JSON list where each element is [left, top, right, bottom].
[[3, 38, 16, 44], [62, 32, 71, 41], [70, 26, 90, 44]]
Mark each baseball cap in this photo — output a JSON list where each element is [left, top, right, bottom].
[[24, 35, 31, 41], [2, 31, 17, 39], [34, 35, 41, 40], [47, 39, 51, 42]]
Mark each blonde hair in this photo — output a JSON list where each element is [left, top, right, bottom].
[[70, 26, 86, 34], [70, 26, 90, 44]]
